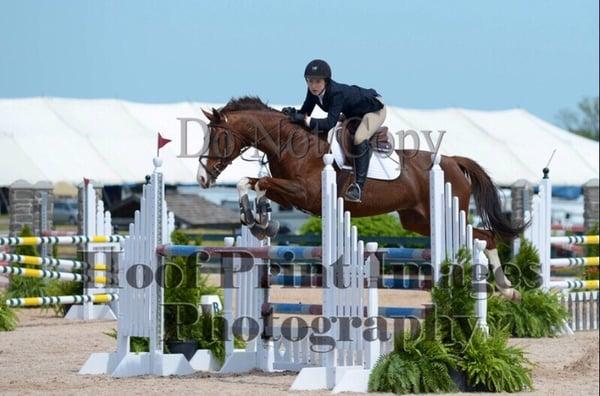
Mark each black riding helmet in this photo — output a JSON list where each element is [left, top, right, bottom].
[[304, 59, 331, 81]]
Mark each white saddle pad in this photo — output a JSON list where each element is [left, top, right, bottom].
[[327, 124, 401, 181]]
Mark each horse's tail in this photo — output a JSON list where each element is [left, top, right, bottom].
[[452, 156, 527, 240]]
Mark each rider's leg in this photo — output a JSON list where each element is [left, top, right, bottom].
[[345, 140, 372, 202], [345, 100, 387, 202]]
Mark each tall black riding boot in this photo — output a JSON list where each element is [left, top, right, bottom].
[[345, 140, 371, 202]]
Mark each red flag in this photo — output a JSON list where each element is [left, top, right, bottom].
[[157, 133, 172, 157]]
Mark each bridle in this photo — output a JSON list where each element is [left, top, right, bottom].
[[198, 123, 253, 182], [198, 114, 291, 182]]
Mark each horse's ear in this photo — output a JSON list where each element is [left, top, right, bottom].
[[201, 108, 214, 121], [211, 108, 222, 122]]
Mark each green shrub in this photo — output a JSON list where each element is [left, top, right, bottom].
[[105, 329, 149, 352], [487, 289, 569, 338], [505, 238, 542, 291], [0, 291, 19, 331], [369, 248, 534, 393], [369, 331, 457, 394], [43, 279, 83, 316], [459, 329, 533, 392], [299, 214, 418, 237], [431, 250, 477, 344], [163, 230, 221, 341], [486, 238, 570, 337]]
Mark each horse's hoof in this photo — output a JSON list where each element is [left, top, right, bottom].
[[250, 224, 268, 240], [240, 215, 255, 227], [510, 289, 522, 303], [264, 220, 280, 238], [240, 194, 256, 226], [499, 287, 521, 303]]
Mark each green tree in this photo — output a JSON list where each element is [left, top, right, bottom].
[[557, 96, 599, 141]]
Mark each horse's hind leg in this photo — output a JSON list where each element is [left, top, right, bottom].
[[397, 209, 430, 237], [402, 211, 521, 302], [473, 228, 521, 302]]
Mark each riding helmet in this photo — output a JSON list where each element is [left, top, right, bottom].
[[304, 59, 332, 80]]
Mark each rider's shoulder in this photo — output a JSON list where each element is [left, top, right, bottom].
[[327, 79, 349, 95]]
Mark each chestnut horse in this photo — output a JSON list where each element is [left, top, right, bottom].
[[197, 97, 523, 300]]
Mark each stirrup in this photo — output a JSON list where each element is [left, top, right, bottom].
[[344, 183, 362, 203]]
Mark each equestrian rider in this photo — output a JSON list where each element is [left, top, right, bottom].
[[282, 59, 387, 203]]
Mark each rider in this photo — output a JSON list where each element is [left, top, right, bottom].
[[282, 59, 386, 202]]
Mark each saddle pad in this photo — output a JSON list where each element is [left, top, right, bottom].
[[327, 124, 401, 181]]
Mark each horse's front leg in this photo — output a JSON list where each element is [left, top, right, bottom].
[[252, 180, 280, 239], [237, 177, 258, 227], [237, 176, 307, 240], [236, 176, 282, 240]]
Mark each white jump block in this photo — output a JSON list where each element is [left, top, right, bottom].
[[291, 366, 371, 393], [189, 349, 222, 372], [65, 304, 117, 321], [80, 351, 194, 377]]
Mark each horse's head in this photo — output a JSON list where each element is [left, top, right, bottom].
[[197, 107, 246, 188], [197, 96, 285, 188]]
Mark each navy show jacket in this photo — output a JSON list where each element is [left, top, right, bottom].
[[298, 79, 384, 132]]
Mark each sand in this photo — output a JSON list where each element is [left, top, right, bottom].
[[0, 308, 598, 396]]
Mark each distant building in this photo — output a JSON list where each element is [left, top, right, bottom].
[[109, 191, 240, 232], [183, 184, 312, 234]]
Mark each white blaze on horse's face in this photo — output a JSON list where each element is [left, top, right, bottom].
[[196, 130, 211, 188], [197, 157, 209, 188]]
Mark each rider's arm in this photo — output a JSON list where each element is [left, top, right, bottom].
[[307, 91, 343, 132], [298, 89, 316, 115]]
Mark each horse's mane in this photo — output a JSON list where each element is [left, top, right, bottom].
[[220, 96, 279, 113]]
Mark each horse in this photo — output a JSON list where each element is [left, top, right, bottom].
[[197, 96, 524, 300]]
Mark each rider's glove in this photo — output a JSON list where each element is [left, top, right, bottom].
[[282, 107, 297, 116], [289, 112, 306, 125]]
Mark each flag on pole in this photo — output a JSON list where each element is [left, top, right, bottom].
[[157, 133, 172, 157]]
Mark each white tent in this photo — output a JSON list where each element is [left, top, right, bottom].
[[0, 97, 597, 187]]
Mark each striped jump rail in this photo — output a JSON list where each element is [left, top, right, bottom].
[[549, 280, 600, 290], [0, 252, 107, 271], [270, 274, 432, 290], [526, 169, 600, 294], [270, 302, 426, 318], [0, 235, 125, 246], [551, 257, 599, 267], [0, 265, 111, 284], [0, 180, 122, 321], [5, 293, 118, 307], [550, 235, 599, 245], [157, 244, 322, 262], [157, 245, 431, 263]]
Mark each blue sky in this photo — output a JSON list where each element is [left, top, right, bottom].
[[1, 1, 598, 124]]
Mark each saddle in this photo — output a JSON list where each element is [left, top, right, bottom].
[[336, 118, 394, 167]]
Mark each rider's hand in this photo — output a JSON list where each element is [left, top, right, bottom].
[[282, 107, 297, 116], [289, 112, 306, 125]]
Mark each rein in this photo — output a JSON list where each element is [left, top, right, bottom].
[[198, 117, 285, 180]]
